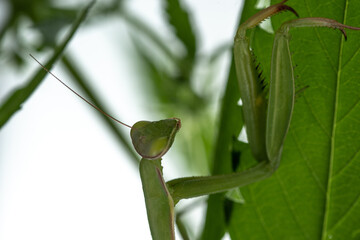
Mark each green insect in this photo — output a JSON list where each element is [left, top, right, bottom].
[[30, 55, 181, 239], [30, 1, 360, 238], [133, 119, 181, 240]]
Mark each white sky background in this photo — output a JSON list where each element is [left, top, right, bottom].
[[0, 0, 245, 239]]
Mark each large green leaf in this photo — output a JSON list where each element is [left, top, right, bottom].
[[228, 0, 360, 239]]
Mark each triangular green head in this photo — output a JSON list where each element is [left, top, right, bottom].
[[130, 118, 181, 160]]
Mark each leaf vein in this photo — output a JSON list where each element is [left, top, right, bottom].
[[336, 97, 360, 124], [303, 96, 331, 138], [342, 45, 360, 69], [249, 186, 273, 239], [275, 174, 311, 239], [290, 130, 326, 193], [321, 1, 349, 239], [332, 147, 360, 179], [328, 191, 360, 233]]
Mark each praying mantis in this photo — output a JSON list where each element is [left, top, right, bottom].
[[31, 0, 360, 239]]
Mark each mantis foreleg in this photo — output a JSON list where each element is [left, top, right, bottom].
[[267, 17, 360, 165], [233, 0, 298, 162], [167, 5, 360, 204]]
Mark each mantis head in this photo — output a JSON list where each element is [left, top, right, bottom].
[[130, 118, 181, 160]]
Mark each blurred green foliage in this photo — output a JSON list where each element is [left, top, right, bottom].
[[1, 0, 78, 66], [0, 0, 230, 238], [0, 0, 226, 173]]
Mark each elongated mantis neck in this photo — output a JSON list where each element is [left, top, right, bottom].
[[140, 157, 175, 240], [29, 54, 132, 129]]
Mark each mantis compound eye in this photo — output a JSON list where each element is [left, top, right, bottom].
[[130, 118, 181, 160]]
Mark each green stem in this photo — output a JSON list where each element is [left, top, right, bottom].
[[175, 199, 203, 240], [176, 217, 190, 240], [61, 54, 139, 166]]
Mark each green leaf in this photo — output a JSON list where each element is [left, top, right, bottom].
[[163, 0, 197, 59], [0, 1, 94, 129], [228, 0, 360, 239]]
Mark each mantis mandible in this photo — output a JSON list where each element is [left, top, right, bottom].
[[31, 1, 360, 239]]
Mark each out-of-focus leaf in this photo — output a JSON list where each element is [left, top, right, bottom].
[[200, 60, 244, 240], [128, 32, 176, 104], [163, 0, 197, 60], [129, 32, 204, 113], [33, 7, 78, 47], [1, 0, 78, 64], [227, 0, 360, 239], [208, 43, 232, 64], [200, 57, 243, 240], [60, 55, 140, 166], [130, 32, 214, 173], [121, 11, 179, 66], [0, 1, 94, 129]]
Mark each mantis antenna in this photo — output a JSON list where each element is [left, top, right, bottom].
[[29, 54, 132, 129]]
